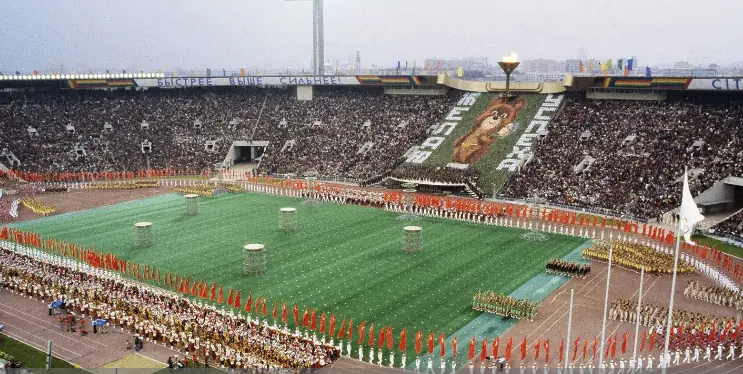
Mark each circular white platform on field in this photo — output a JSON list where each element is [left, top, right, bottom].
[[403, 226, 422, 232], [134, 222, 152, 228], [280, 207, 297, 213], [244, 244, 265, 252], [184, 194, 199, 198]]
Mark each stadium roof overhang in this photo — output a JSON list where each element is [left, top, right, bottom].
[[569, 75, 743, 92]]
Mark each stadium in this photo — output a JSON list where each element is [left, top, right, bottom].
[[2, 32, 743, 374], [1, 70, 742, 372]]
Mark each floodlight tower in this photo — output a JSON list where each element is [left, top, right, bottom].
[[286, 0, 325, 75]]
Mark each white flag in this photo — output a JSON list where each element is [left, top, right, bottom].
[[679, 171, 704, 245]]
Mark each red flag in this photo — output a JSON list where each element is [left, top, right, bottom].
[[452, 337, 458, 359], [227, 288, 234, 306], [378, 327, 386, 349], [493, 337, 500, 357], [319, 313, 327, 333], [534, 338, 541, 360], [582, 340, 588, 361], [648, 332, 655, 352], [481, 338, 488, 362], [573, 337, 579, 361], [282, 302, 287, 323], [592, 337, 597, 359], [427, 332, 435, 355], [505, 338, 513, 362], [544, 339, 550, 363], [604, 338, 611, 359], [415, 330, 422, 354], [233, 290, 241, 309], [731, 320, 743, 340], [217, 285, 224, 304], [559, 338, 564, 362], [329, 314, 336, 337], [621, 332, 628, 354], [611, 336, 617, 358], [640, 330, 646, 352], [520, 337, 527, 360], [261, 297, 267, 315], [400, 329, 408, 352], [347, 319, 354, 341], [292, 304, 298, 324], [302, 308, 309, 327], [337, 319, 345, 339], [468, 337, 476, 360], [439, 334, 446, 357], [722, 320, 733, 340], [358, 321, 366, 344], [310, 309, 317, 330], [273, 301, 278, 320], [368, 323, 375, 346]]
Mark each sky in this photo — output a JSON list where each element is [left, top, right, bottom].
[[0, 0, 741, 73]]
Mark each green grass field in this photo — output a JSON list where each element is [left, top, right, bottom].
[[694, 235, 743, 258], [12, 192, 583, 351], [0, 334, 75, 369]]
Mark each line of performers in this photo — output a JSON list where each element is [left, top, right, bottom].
[[683, 280, 743, 310], [472, 291, 538, 320], [582, 240, 695, 275], [545, 259, 591, 278]]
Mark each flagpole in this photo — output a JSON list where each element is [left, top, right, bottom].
[[662, 219, 681, 373], [632, 266, 645, 363], [564, 289, 574, 370], [598, 244, 613, 370], [663, 168, 689, 373]]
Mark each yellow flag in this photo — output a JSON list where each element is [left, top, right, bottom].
[[457, 67, 464, 77]]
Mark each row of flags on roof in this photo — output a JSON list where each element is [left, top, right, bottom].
[[579, 58, 652, 76], [395, 61, 468, 77]]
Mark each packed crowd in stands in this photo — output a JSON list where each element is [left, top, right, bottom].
[[254, 89, 457, 180], [503, 95, 743, 220], [0, 88, 456, 182], [0, 249, 339, 369], [712, 212, 743, 240]]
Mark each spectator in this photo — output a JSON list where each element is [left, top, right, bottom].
[[0, 87, 457, 183], [503, 95, 743, 220]]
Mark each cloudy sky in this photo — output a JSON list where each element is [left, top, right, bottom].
[[1, 0, 740, 72]]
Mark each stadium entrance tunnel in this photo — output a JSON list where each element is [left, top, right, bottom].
[[684, 175, 743, 229], [226, 140, 268, 165]]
